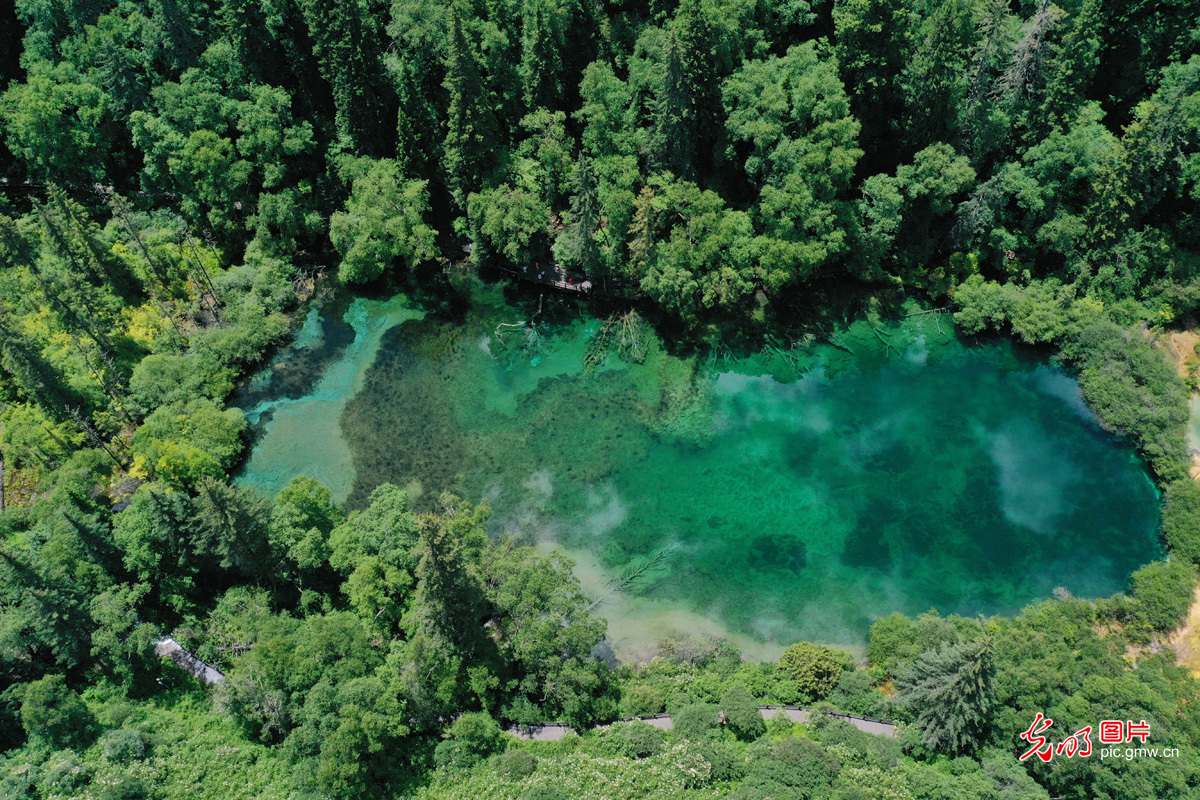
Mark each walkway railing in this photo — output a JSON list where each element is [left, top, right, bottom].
[[506, 704, 897, 741]]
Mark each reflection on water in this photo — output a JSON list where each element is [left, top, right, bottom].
[[237, 289, 1161, 656]]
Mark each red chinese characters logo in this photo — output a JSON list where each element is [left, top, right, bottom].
[[1019, 716, 1151, 762], [1018, 714, 1093, 762]]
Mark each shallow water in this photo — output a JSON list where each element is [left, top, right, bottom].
[[236, 290, 1161, 656]]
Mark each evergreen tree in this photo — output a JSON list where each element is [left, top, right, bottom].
[[992, 0, 1066, 128], [193, 478, 275, 583], [519, 0, 568, 113], [651, 0, 721, 182], [833, 0, 913, 168], [1035, 0, 1102, 136], [896, 637, 995, 755], [409, 499, 491, 662], [898, 0, 981, 151], [651, 27, 693, 179], [553, 154, 601, 272], [0, 302, 80, 418], [299, 0, 395, 155], [443, 10, 499, 206]]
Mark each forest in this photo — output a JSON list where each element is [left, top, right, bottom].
[[2, 0, 1200, 797]]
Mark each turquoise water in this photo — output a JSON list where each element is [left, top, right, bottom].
[[236, 290, 1161, 656]]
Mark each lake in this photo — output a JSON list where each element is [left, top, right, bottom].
[[235, 288, 1161, 658]]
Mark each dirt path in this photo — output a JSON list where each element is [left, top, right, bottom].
[[1170, 587, 1200, 677], [1160, 330, 1200, 381], [1159, 330, 1200, 477]]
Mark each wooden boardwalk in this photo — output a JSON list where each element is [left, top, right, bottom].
[[154, 637, 225, 685], [506, 705, 896, 741], [498, 264, 593, 294]]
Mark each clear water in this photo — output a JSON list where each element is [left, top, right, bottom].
[[235, 290, 1161, 656]]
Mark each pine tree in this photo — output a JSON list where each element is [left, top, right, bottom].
[[1035, 0, 1102, 136], [299, 0, 395, 155], [651, 27, 693, 179], [673, 0, 721, 176], [519, 0, 567, 113], [443, 11, 499, 206], [410, 509, 490, 659], [554, 155, 601, 273], [992, 0, 1067, 118], [898, 0, 980, 151], [833, 0, 913, 166], [650, 0, 720, 182], [0, 303, 80, 417], [896, 638, 995, 755], [960, 0, 1014, 155]]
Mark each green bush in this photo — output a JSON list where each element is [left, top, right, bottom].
[[697, 741, 745, 782], [742, 737, 839, 797], [95, 776, 151, 800], [101, 728, 147, 763], [720, 684, 766, 741], [37, 750, 91, 795], [1129, 559, 1197, 633], [1163, 479, 1200, 566], [866, 614, 918, 675], [777, 642, 855, 703], [434, 713, 506, 771], [827, 670, 889, 718], [493, 749, 537, 779], [17, 675, 95, 751], [615, 721, 665, 758], [520, 786, 568, 800], [1069, 320, 1190, 480], [128, 353, 231, 411], [623, 684, 665, 716], [672, 703, 720, 741]]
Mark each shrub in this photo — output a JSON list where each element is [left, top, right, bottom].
[[101, 728, 147, 763], [866, 614, 918, 675], [827, 670, 889, 718], [765, 710, 798, 737], [1129, 559, 1197, 633], [1163, 479, 1200, 566], [520, 786, 568, 800], [697, 740, 745, 782], [617, 721, 665, 758], [672, 703, 720, 741], [624, 684, 665, 716], [434, 712, 506, 770], [37, 750, 90, 795], [17, 675, 95, 750], [494, 748, 538, 779], [777, 642, 854, 702], [743, 737, 839, 796], [720, 684, 766, 741]]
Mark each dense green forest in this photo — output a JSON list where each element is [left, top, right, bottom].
[[3, 0, 1200, 797]]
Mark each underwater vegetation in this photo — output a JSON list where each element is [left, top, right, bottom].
[[239, 292, 1161, 652]]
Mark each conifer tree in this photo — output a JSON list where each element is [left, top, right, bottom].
[[651, 28, 693, 179], [553, 154, 601, 273], [443, 11, 499, 206], [898, 0, 980, 151], [896, 638, 996, 755], [651, 0, 720, 182], [519, 0, 567, 113], [1034, 0, 1102, 136], [299, 0, 395, 155]]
